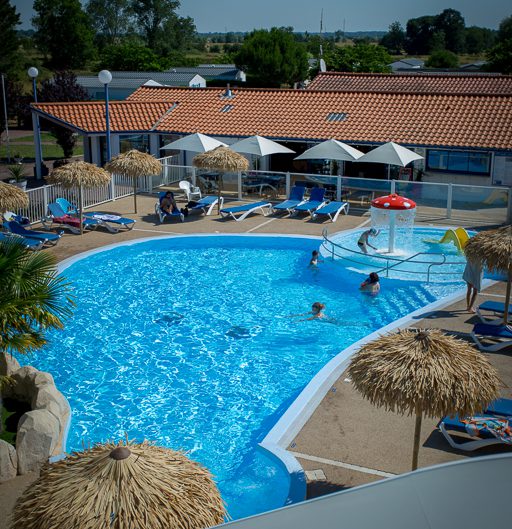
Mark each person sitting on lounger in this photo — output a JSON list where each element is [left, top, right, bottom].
[[309, 250, 323, 268], [357, 228, 380, 254], [161, 191, 188, 216], [360, 272, 380, 295]]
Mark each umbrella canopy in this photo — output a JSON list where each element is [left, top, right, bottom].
[[47, 161, 111, 235], [160, 132, 227, 152], [230, 135, 295, 157], [294, 139, 363, 162], [465, 225, 512, 323], [348, 328, 500, 470], [0, 181, 29, 213], [106, 150, 162, 214], [12, 439, 226, 529], [357, 141, 423, 167]]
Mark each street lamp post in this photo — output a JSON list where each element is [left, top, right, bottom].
[[98, 70, 112, 164], [28, 67, 43, 179], [1, 73, 11, 163]]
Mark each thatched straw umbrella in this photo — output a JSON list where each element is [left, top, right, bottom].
[[105, 150, 162, 214], [193, 146, 249, 213], [12, 439, 226, 529], [47, 161, 111, 235], [465, 225, 512, 324], [0, 181, 29, 213], [348, 328, 500, 471]]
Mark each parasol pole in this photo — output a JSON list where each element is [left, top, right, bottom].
[[503, 263, 512, 325], [218, 173, 222, 214], [133, 177, 138, 214], [78, 183, 84, 236], [411, 404, 422, 471]]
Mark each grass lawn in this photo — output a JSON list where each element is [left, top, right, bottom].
[[1, 142, 84, 161], [11, 132, 57, 143]]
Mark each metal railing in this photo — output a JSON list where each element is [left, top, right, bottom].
[[321, 228, 465, 283]]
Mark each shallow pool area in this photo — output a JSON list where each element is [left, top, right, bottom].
[[18, 235, 465, 520]]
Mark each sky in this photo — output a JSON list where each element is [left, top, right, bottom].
[[12, 0, 510, 32]]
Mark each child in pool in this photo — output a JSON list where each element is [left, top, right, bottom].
[[309, 250, 323, 268], [357, 228, 380, 254], [289, 302, 327, 321], [360, 272, 380, 296]]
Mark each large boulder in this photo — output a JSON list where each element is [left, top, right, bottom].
[[0, 353, 21, 377], [0, 440, 17, 482], [16, 410, 59, 474], [8, 367, 54, 402]]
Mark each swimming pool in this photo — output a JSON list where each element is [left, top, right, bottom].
[[19, 234, 464, 520]]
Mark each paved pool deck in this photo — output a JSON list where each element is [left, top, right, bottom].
[[0, 192, 510, 526]]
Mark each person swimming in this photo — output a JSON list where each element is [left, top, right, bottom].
[[357, 228, 380, 254], [289, 302, 327, 321], [360, 272, 380, 295]]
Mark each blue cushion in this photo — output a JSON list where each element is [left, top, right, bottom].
[[478, 301, 512, 314], [473, 323, 512, 338]]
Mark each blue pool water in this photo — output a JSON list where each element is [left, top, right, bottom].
[[20, 235, 464, 520]]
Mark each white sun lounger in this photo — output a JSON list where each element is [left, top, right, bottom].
[[312, 201, 350, 222], [190, 195, 224, 216], [476, 301, 512, 325], [220, 201, 272, 221]]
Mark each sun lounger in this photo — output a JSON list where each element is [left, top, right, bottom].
[[0, 232, 44, 250], [439, 413, 512, 451], [292, 187, 327, 217], [476, 301, 512, 325], [155, 192, 185, 224], [471, 323, 512, 352], [55, 197, 79, 216], [3, 211, 30, 225], [189, 195, 223, 216], [312, 201, 350, 222], [271, 186, 306, 215], [487, 398, 512, 416], [42, 203, 100, 234], [220, 201, 272, 221], [84, 212, 135, 231], [3, 221, 61, 246]]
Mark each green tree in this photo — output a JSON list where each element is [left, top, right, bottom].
[[327, 44, 392, 73], [130, 0, 179, 49], [380, 21, 406, 55], [0, 239, 74, 387], [434, 9, 466, 53], [465, 26, 496, 54], [405, 16, 436, 55], [86, 0, 132, 47], [0, 0, 20, 75], [100, 42, 164, 70], [33, 0, 96, 69], [425, 49, 459, 68], [234, 27, 308, 87], [158, 15, 196, 55], [487, 15, 512, 73]]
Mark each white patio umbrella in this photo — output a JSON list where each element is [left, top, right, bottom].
[[357, 142, 423, 167], [294, 139, 364, 162], [160, 132, 227, 153], [230, 135, 295, 157]]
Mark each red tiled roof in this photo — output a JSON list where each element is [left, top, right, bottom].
[[307, 72, 512, 95], [33, 100, 175, 133], [34, 86, 512, 150]]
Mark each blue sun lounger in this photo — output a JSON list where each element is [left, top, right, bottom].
[[55, 197, 79, 216], [292, 187, 327, 217], [312, 201, 350, 222], [438, 412, 512, 451], [84, 212, 136, 231], [220, 201, 272, 221], [271, 186, 306, 215], [476, 301, 512, 325], [155, 192, 185, 224], [487, 398, 512, 416], [4, 221, 61, 246], [471, 323, 512, 352], [43, 203, 101, 234], [190, 195, 224, 216], [0, 232, 44, 250]]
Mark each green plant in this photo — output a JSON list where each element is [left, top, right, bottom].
[[7, 164, 25, 182]]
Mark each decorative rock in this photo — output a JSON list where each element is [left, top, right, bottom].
[[0, 353, 21, 377], [16, 410, 59, 474], [9, 367, 54, 402], [0, 440, 17, 482]]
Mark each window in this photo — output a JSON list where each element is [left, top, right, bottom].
[[119, 134, 149, 154], [426, 149, 491, 175], [326, 112, 348, 122]]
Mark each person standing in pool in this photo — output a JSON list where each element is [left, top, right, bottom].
[[463, 256, 484, 313], [357, 228, 380, 254], [309, 250, 323, 268], [360, 272, 380, 295]]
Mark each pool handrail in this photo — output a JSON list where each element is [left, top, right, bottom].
[[321, 228, 464, 282]]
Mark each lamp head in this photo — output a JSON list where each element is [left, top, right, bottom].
[[98, 70, 112, 84], [27, 67, 39, 79]]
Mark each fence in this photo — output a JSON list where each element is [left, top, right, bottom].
[[17, 158, 512, 225]]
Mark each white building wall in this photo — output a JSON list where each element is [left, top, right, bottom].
[[492, 154, 512, 186]]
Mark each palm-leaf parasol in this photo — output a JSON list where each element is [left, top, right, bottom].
[[12, 439, 226, 529], [464, 225, 512, 323], [348, 328, 500, 470], [193, 146, 249, 213], [0, 181, 29, 213], [105, 150, 162, 214], [47, 162, 111, 235]]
